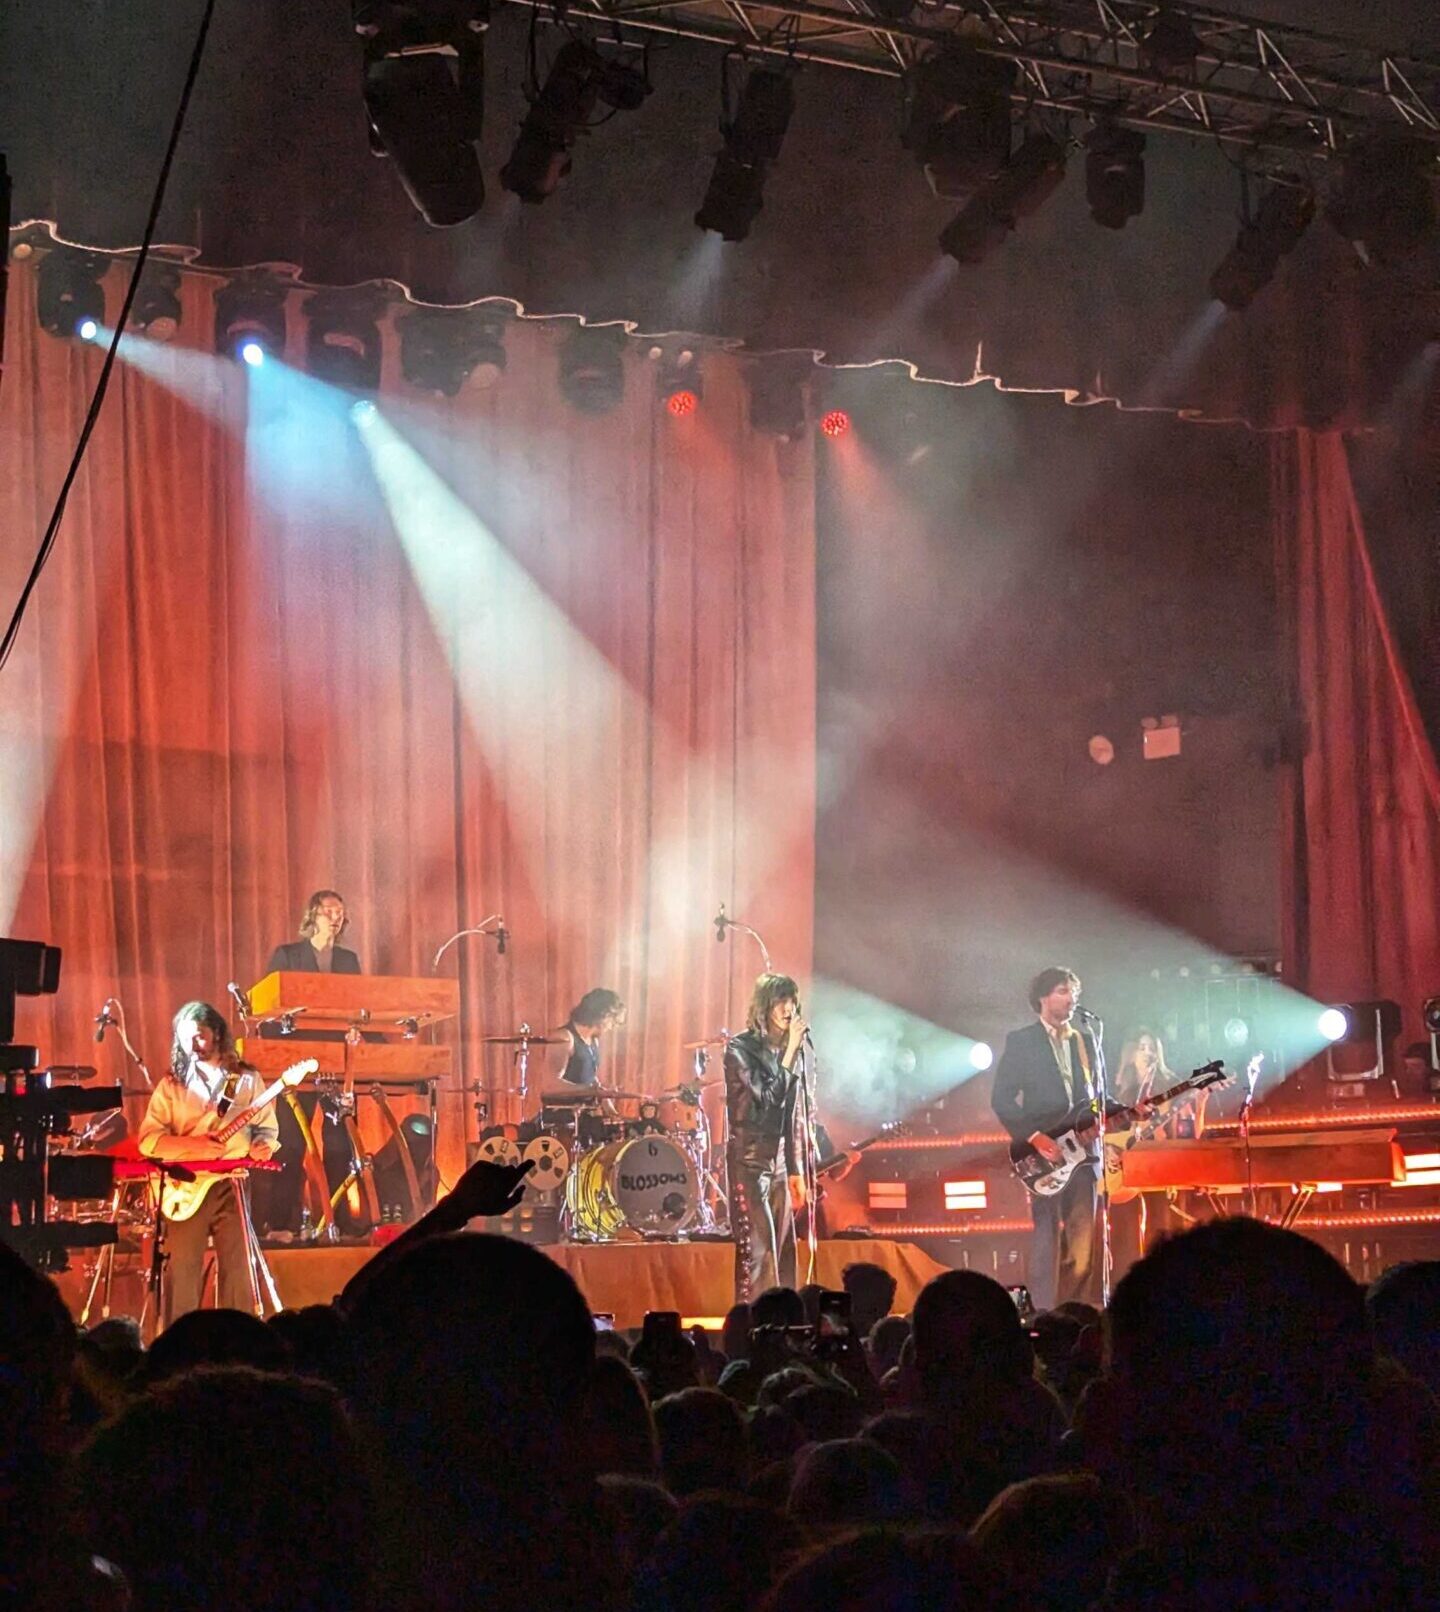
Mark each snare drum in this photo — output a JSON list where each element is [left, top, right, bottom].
[[565, 1135, 699, 1239]]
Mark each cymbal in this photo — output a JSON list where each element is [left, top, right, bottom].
[[595, 1087, 647, 1101], [682, 1037, 726, 1050], [660, 1079, 721, 1095], [481, 1033, 564, 1045]]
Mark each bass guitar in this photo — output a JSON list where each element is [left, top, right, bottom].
[[159, 1058, 317, 1221], [1012, 1061, 1229, 1198]]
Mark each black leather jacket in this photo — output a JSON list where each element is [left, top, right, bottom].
[[724, 1030, 798, 1169]]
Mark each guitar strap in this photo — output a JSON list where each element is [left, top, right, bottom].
[[216, 1067, 243, 1120]]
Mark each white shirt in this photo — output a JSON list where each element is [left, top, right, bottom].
[[139, 1061, 280, 1162]]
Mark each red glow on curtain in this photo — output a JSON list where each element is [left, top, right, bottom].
[[0, 263, 816, 1181], [1277, 430, 1440, 1040]]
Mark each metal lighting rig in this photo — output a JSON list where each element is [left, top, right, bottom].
[[496, 0, 1440, 169]]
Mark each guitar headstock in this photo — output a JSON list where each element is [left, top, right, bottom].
[[283, 1058, 319, 1089]]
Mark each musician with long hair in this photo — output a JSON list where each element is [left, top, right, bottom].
[[267, 889, 362, 974], [1110, 1027, 1204, 1278], [138, 1001, 279, 1323], [556, 988, 627, 1088], [725, 973, 808, 1302]]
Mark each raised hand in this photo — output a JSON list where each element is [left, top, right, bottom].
[[446, 1156, 535, 1222]]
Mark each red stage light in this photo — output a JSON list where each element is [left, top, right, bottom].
[[820, 408, 850, 437], [667, 389, 697, 417]]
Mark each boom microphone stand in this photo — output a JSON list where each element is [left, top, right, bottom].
[[712, 906, 773, 974]]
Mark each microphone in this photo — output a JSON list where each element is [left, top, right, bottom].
[[1075, 1006, 1100, 1023], [93, 1005, 114, 1043], [496, 924, 508, 957], [226, 981, 252, 1021], [714, 906, 728, 943]]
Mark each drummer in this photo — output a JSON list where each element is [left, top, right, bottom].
[[556, 989, 627, 1089]]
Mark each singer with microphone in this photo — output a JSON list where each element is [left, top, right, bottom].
[[992, 967, 1130, 1311], [724, 973, 808, 1303]]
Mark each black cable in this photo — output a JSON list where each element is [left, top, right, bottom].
[[0, 0, 220, 675]]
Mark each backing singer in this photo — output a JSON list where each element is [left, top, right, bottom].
[[725, 973, 807, 1303]]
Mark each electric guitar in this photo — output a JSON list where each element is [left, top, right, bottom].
[[816, 1120, 911, 1181], [1012, 1061, 1229, 1198], [1105, 1055, 1249, 1203], [158, 1058, 317, 1221]]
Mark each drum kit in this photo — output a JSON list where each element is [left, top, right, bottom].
[[472, 1031, 730, 1241]]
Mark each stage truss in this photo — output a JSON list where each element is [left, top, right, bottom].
[[498, 0, 1440, 171]]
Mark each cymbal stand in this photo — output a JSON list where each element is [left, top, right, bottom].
[[513, 1024, 535, 1113], [78, 1177, 148, 1325], [686, 1045, 730, 1234]]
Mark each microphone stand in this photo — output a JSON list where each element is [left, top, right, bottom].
[[796, 1033, 821, 1283], [1083, 1010, 1115, 1307], [715, 909, 774, 974], [1240, 1055, 1260, 1220], [99, 997, 154, 1091], [432, 917, 505, 972]]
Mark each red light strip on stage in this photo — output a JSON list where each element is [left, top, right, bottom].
[[1209, 1106, 1440, 1133], [1298, 1209, 1440, 1229], [880, 1220, 1032, 1236], [875, 1133, 1009, 1150]]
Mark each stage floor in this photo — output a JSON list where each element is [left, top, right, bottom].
[[60, 1237, 950, 1331]]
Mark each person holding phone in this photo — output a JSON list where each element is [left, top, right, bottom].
[[724, 972, 808, 1303]]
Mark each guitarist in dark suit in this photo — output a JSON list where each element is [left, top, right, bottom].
[[992, 967, 1116, 1312], [266, 889, 363, 975]]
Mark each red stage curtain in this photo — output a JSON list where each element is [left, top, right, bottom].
[[1276, 430, 1440, 1038], [0, 263, 815, 1180]]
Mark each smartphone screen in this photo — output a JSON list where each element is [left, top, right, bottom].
[[642, 1310, 682, 1345], [592, 1313, 615, 1333], [816, 1289, 853, 1338]]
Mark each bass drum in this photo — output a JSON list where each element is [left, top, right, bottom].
[[566, 1135, 698, 1239]]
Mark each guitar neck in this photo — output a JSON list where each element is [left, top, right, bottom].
[[213, 1071, 289, 1142]]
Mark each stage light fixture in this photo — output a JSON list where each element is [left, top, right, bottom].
[[36, 250, 107, 341], [351, 398, 378, 425], [558, 324, 626, 415], [1208, 183, 1314, 311], [501, 39, 650, 205], [1317, 1007, 1349, 1043], [902, 44, 1017, 200], [353, 0, 488, 227], [215, 280, 287, 366], [655, 346, 702, 415], [304, 290, 384, 393], [820, 408, 850, 438], [1085, 122, 1145, 230], [1326, 135, 1436, 267], [939, 130, 1067, 265], [397, 305, 508, 396], [1423, 997, 1440, 1036], [133, 264, 183, 342], [747, 355, 811, 439], [694, 66, 796, 242], [1141, 8, 1201, 75], [1319, 1000, 1403, 1090], [969, 1042, 994, 1072]]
